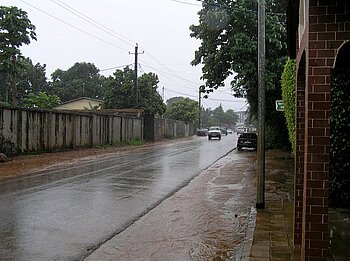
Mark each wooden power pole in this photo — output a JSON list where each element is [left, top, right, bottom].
[[129, 44, 143, 108], [257, 0, 266, 209]]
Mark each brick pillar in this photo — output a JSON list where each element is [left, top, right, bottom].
[[294, 54, 306, 246], [301, 0, 345, 259]]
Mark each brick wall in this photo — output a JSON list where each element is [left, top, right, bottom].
[[296, 0, 350, 260], [295, 53, 306, 246]]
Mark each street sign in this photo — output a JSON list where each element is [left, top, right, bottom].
[[275, 100, 285, 111]]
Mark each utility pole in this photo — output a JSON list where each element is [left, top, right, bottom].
[[129, 43, 144, 108], [198, 86, 202, 129], [257, 0, 266, 209]]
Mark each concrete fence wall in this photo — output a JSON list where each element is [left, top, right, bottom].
[[0, 107, 143, 155], [145, 115, 194, 142]]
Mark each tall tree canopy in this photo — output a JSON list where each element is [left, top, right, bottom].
[[1, 57, 50, 106], [16, 57, 48, 100], [50, 62, 103, 102], [165, 97, 199, 123], [200, 105, 238, 127], [190, 0, 289, 147], [0, 6, 37, 106], [103, 66, 166, 115]]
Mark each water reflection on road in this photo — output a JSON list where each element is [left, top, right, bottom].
[[0, 135, 238, 261]]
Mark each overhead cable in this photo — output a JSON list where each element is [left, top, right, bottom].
[[50, 0, 135, 47], [19, 0, 130, 52]]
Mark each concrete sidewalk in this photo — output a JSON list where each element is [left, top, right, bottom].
[[248, 151, 297, 261], [248, 151, 350, 261]]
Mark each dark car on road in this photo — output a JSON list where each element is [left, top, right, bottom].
[[220, 128, 228, 135], [196, 128, 208, 136], [237, 132, 257, 151]]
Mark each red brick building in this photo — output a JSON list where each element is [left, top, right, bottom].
[[287, 0, 350, 260]]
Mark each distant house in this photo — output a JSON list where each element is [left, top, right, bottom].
[[54, 97, 102, 110], [287, 0, 349, 260]]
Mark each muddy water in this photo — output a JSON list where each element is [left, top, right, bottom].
[[86, 151, 257, 261]]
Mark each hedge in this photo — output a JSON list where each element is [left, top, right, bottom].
[[330, 66, 350, 207], [281, 59, 296, 153]]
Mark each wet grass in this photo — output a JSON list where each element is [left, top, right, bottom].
[[93, 138, 144, 149]]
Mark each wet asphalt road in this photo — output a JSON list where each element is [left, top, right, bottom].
[[0, 135, 238, 261]]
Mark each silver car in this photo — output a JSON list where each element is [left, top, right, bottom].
[[208, 126, 221, 140]]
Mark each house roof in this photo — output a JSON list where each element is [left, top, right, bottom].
[[58, 97, 103, 106]]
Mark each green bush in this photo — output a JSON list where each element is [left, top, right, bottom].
[[281, 59, 296, 153], [330, 67, 350, 207]]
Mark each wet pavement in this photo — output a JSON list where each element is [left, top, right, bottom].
[[85, 150, 257, 261], [248, 151, 350, 261], [0, 135, 247, 261], [1, 137, 349, 260], [248, 151, 297, 261], [328, 208, 350, 261]]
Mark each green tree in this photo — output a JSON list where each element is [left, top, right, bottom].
[[18, 57, 48, 102], [1, 57, 48, 105], [200, 107, 211, 127], [166, 97, 184, 107], [224, 109, 239, 127], [200, 106, 238, 128], [103, 67, 134, 109], [165, 97, 199, 123], [190, 0, 289, 148], [21, 92, 61, 109], [212, 104, 225, 126], [0, 6, 37, 106], [50, 62, 103, 102], [0, 70, 10, 103], [103, 67, 166, 115], [138, 72, 166, 114]]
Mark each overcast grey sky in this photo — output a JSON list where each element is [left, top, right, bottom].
[[2, 0, 247, 111]]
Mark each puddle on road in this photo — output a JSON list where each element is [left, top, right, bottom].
[[86, 153, 257, 261]]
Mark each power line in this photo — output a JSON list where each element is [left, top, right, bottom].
[[100, 64, 133, 72], [165, 88, 198, 98], [49, 0, 136, 47], [140, 62, 201, 86], [171, 0, 202, 7], [164, 87, 246, 103], [140, 47, 199, 86], [49, 0, 204, 87], [43, 0, 203, 92], [19, 0, 130, 52]]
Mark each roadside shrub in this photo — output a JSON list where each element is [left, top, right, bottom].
[[330, 67, 350, 207], [124, 138, 144, 146], [281, 59, 296, 153]]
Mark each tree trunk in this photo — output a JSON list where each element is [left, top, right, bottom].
[[11, 56, 17, 107]]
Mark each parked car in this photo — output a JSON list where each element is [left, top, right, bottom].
[[208, 126, 221, 140], [220, 128, 228, 135], [196, 128, 208, 136], [237, 132, 257, 151]]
